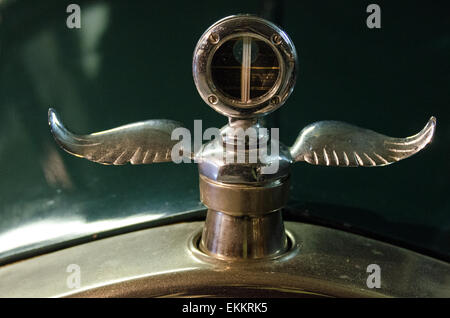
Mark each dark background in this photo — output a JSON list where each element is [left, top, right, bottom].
[[0, 0, 449, 260]]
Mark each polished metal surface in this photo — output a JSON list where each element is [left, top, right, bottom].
[[47, 15, 437, 262], [290, 117, 436, 166], [192, 15, 297, 119], [200, 210, 287, 260], [48, 108, 185, 165], [199, 175, 290, 216], [196, 122, 292, 184], [0, 221, 448, 298]]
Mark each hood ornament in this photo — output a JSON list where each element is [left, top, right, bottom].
[[49, 15, 436, 260]]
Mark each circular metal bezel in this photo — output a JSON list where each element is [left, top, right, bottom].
[[193, 15, 298, 119]]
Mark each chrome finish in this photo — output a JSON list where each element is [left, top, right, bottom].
[[192, 15, 297, 119], [47, 15, 437, 262], [48, 109, 185, 165], [290, 117, 436, 166], [196, 129, 292, 184], [0, 221, 448, 298], [200, 210, 287, 260], [199, 175, 290, 216]]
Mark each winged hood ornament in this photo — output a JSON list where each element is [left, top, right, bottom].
[[48, 15, 436, 260], [290, 117, 436, 167]]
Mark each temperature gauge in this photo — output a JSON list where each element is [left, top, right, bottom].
[[193, 15, 297, 118]]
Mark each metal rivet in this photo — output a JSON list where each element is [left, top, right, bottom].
[[208, 32, 220, 44], [208, 95, 218, 104], [271, 34, 282, 45], [270, 96, 280, 105]]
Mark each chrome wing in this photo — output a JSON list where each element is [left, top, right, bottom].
[[48, 108, 184, 165], [290, 117, 436, 167]]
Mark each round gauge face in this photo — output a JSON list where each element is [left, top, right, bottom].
[[210, 36, 280, 103], [192, 15, 297, 118]]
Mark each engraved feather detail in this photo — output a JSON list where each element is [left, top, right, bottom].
[[290, 117, 436, 167], [48, 108, 185, 165]]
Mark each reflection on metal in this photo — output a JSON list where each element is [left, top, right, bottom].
[[199, 175, 290, 215], [41, 142, 74, 189], [0, 213, 165, 255], [200, 210, 288, 260], [80, 2, 111, 79], [48, 108, 184, 165], [0, 221, 448, 297], [48, 15, 436, 263], [193, 15, 297, 118], [290, 117, 436, 167]]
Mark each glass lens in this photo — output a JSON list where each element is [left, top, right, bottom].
[[211, 36, 279, 103]]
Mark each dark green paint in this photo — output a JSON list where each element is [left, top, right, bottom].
[[0, 0, 448, 261]]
